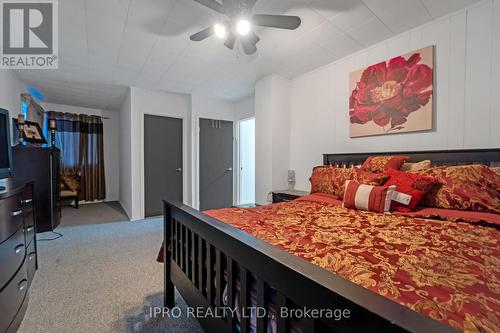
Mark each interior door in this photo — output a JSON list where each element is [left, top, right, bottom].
[[199, 118, 233, 210], [144, 115, 183, 217]]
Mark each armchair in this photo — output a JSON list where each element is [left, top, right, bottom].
[[60, 171, 81, 208]]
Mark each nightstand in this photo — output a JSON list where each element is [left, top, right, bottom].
[[272, 190, 309, 203]]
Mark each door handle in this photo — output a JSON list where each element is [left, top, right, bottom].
[[225, 167, 233, 172], [175, 168, 182, 172]]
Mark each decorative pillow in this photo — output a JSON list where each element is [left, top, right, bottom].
[[383, 169, 437, 212], [361, 155, 409, 173], [417, 165, 500, 214], [491, 167, 500, 190], [310, 167, 389, 199], [61, 175, 79, 192], [401, 160, 431, 172], [343, 180, 396, 213]]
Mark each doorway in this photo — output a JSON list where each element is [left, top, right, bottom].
[[144, 115, 183, 217], [238, 118, 255, 205], [199, 118, 233, 211]]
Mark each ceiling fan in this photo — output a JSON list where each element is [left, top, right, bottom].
[[189, 0, 301, 55]]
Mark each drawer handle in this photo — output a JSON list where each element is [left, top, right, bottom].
[[11, 209, 23, 217], [15, 244, 25, 254], [25, 226, 34, 233], [18, 279, 28, 292], [28, 252, 36, 260], [21, 198, 33, 204]]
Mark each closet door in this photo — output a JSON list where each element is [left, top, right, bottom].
[[199, 118, 233, 211], [144, 115, 183, 217]]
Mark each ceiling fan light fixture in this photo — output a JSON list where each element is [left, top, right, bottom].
[[236, 19, 251, 36], [213, 23, 227, 39]]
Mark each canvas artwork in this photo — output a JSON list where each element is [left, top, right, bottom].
[[349, 46, 434, 138]]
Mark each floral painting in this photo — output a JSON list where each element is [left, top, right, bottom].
[[349, 46, 434, 138]]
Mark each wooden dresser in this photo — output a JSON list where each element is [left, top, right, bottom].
[[0, 180, 37, 333], [12, 145, 61, 232]]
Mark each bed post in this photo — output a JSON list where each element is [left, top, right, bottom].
[[163, 201, 175, 308]]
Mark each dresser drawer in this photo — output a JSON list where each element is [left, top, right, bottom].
[[0, 195, 23, 244], [24, 209, 35, 246], [27, 240, 36, 287], [0, 226, 26, 290], [5, 292, 28, 333], [0, 260, 28, 333], [20, 186, 33, 210]]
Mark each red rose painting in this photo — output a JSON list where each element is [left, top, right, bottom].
[[349, 46, 434, 137]]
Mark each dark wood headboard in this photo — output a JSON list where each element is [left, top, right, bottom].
[[323, 148, 500, 168]]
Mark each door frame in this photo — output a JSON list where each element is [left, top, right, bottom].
[[193, 115, 236, 210], [140, 112, 187, 219], [236, 116, 255, 205]]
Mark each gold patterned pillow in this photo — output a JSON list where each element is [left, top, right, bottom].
[[361, 155, 409, 173], [310, 166, 389, 199], [418, 165, 500, 213], [401, 160, 432, 172]]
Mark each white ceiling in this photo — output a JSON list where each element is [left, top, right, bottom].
[[14, 0, 482, 111]]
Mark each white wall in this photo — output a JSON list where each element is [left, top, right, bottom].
[[41, 102, 120, 202], [289, 0, 500, 191], [255, 75, 291, 204], [235, 95, 255, 121], [119, 89, 133, 219], [0, 70, 26, 142], [126, 87, 191, 220], [118, 87, 253, 219]]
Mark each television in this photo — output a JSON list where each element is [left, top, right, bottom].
[[0, 108, 13, 181]]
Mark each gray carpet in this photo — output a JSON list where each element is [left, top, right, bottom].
[[18, 202, 204, 333]]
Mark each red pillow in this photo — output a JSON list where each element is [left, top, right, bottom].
[[361, 155, 409, 173], [383, 169, 437, 212], [310, 166, 389, 199], [343, 180, 396, 213]]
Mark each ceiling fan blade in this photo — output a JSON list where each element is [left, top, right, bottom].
[[224, 32, 236, 50], [252, 14, 301, 30], [240, 36, 257, 55], [189, 27, 213, 41], [248, 31, 260, 45], [193, 0, 226, 15]]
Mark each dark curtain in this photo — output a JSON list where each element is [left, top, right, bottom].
[[45, 111, 106, 201]]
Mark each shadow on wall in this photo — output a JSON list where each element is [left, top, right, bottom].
[[118, 291, 204, 333]]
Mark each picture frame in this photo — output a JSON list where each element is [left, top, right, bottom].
[[349, 45, 434, 138], [13, 119, 47, 144]]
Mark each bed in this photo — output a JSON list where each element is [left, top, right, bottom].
[[160, 148, 500, 333]]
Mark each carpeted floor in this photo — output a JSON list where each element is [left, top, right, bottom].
[[18, 202, 204, 333]]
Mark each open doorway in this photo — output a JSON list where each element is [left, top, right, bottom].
[[237, 117, 255, 205]]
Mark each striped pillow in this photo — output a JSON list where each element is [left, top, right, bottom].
[[343, 180, 396, 213]]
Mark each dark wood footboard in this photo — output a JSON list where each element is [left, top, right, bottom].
[[163, 200, 458, 333]]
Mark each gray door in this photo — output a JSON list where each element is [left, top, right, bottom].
[[144, 115, 183, 217], [199, 118, 233, 210]]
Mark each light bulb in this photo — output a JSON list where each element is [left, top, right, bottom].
[[214, 23, 226, 39], [236, 19, 251, 36]]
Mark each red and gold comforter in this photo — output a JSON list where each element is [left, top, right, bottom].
[[205, 194, 500, 332]]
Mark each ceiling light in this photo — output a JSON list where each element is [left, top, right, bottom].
[[213, 23, 226, 39], [236, 19, 251, 36]]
